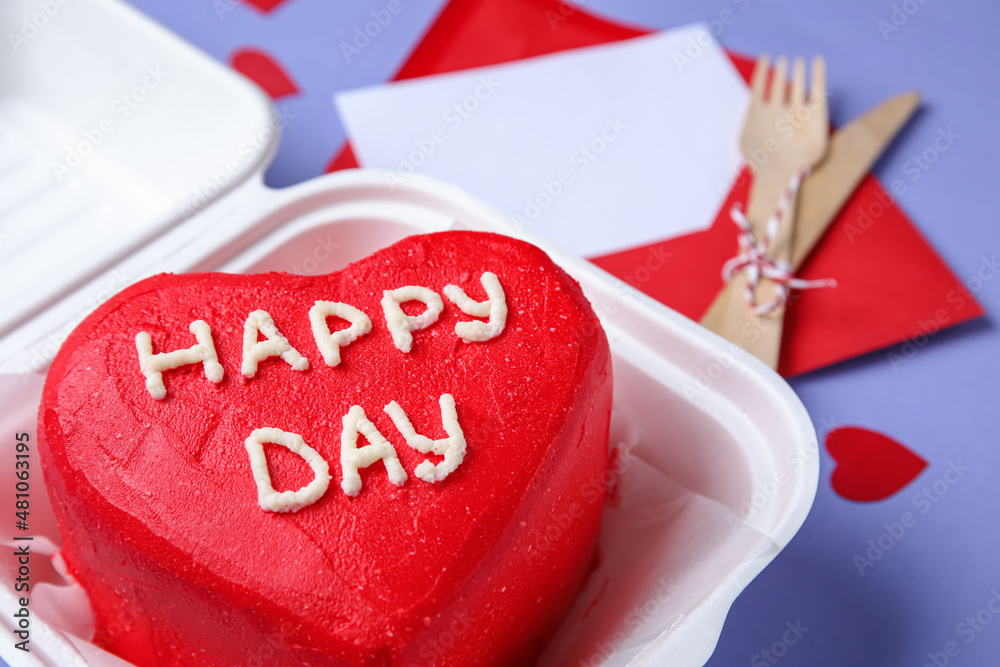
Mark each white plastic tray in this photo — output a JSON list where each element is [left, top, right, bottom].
[[0, 1, 818, 665]]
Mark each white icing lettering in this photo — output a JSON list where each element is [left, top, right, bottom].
[[241, 309, 309, 378], [380, 286, 443, 353], [384, 394, 467, 483], [443, 272, 507, 343], [340, 405, 407, 497], [244, 427, 331, 513], [309, 301, 372, 367], [135, 320, 224, 400]]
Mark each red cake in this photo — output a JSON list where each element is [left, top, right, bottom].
[[37, 231, 613, 666]]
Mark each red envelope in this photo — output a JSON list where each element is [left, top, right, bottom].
[[327, 0, 984, 377]]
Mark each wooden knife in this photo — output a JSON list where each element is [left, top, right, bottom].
[[700, 91, 921, 344], [791, 90, 921, 266]]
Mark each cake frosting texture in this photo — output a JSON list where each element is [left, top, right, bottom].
[[38, 231, 612, 666]]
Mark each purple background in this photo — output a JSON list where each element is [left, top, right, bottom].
[[112, 1, 1000, 665]]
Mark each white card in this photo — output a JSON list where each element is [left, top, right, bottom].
[[336, 26, 748, 258]]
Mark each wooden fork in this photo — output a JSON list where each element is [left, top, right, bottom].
[[700, 55, 830, 369]]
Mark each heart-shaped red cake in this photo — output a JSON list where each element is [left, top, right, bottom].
[[38, 231, 612, 666]]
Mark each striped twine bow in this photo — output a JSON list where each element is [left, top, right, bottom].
[[721, 168, 836, 316]]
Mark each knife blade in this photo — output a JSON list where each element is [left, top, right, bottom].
[[792, 90, 921, 266], [700, 90, 920, 335]]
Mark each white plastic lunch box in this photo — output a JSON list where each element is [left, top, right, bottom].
[[0, 1, 818, 665]]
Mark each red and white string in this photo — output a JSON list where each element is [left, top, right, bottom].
[[721, 167, 836, 316]]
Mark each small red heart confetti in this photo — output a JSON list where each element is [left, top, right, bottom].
[[827, 426, 928, 502], [240, 0, 289, 13], [230, 48, 299, 99]]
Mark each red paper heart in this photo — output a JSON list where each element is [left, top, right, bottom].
[[240, 0, 288, 13], [38, 232, 612, 665], [230, 48, 299, 99], [826, 426, 927, 502]]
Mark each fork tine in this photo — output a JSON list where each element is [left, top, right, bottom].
[[790, 56, 806, 106], [810, 55, 827, 103], [772, 56, 789, 103], [810, 55, 829, 128], [750, 54, 770, 101]]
